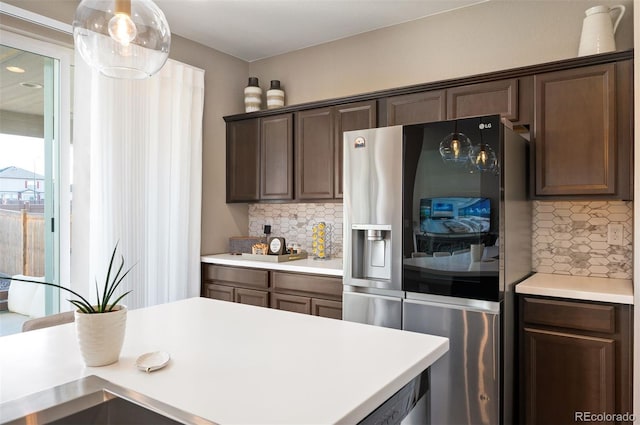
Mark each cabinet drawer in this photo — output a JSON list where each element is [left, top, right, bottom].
[[272, 272, 342, 300], [203, 265, 268, 289], [522, 297, 615, 334]]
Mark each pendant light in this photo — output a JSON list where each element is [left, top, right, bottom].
[[439, 121, 471, 167], [73, 0, 171, 79], [468, 129, 498, 173]]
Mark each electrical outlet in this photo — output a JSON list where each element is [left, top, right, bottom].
[[607, 223, 623, 246]]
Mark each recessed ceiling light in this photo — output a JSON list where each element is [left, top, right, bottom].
[[6, 66, 25, 73], [19, 82, 43, 89]]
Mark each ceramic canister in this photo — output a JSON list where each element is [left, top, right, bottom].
[[267, 80, 285, 109], [244, 77, 262, 112]]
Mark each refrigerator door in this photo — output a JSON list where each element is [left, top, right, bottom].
[[343, 126, 403, 291], [343, 290, 402, 329], [403, 295, 501, 425]]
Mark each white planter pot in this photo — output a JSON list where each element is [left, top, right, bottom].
[[75, 305, 127, 367]]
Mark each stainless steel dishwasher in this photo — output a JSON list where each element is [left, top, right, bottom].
[[403, 293, 501, 425]]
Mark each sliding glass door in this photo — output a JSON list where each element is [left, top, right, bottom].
[[0, 30, 72, 331]]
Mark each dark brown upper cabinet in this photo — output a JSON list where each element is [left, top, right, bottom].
[[226, 118, 260, 202], [334, 100, 377, 198], [260, 114, 293, 200], [224, 51, 632, 203], [383, 90, 446, 126], [226, 114, 293, 203], [447, 78, 519, 121], [295, 107, 335, 200], [533, 61, 632, 199], [296, 101, 376, 200], [382, 78, 531, 127]]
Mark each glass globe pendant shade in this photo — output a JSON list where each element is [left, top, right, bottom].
[[439, 132, 472, 166], [73, 0, 171, 79], [469, 144, 498, 172]]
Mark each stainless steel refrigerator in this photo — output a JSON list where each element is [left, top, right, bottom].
[[343, 115, 531, 425]]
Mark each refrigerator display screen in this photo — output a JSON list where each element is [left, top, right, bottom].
[[419, 197, 490, 234]]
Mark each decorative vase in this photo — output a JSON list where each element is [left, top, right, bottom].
[[75, 305, 127, 367], [267, 80, 285, 109], [577, 5, 625, 56], [244, 77, 262, 112]]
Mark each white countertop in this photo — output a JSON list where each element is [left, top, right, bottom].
[[0, 297, 448, 424], [516, 273, 634, 305], [202, 253, 343, 276]]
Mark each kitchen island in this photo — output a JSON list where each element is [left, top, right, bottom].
[[0, 297, 448, 424]]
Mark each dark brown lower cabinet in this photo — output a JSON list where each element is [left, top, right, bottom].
[[234, 288, 269, 307], [201, 263, 343, 318], [519, 296, 633, 425], [271, 271, 343, 319], [201, 264, 269, 308], [311, 299, 342, 320], [271, 293, 311, 314], [205, 283, 234, 302]]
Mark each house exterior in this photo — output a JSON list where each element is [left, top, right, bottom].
[[0, 166, 44, 204]]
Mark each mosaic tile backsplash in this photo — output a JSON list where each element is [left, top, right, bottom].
[[248, 203, 343, 258], [532, 201, 632, 279], [247, 201, 632, 278]]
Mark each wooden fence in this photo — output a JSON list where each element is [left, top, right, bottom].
[[0, 209, 44, 277]]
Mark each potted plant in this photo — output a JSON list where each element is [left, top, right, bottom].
[[12, 243, 134, 366]]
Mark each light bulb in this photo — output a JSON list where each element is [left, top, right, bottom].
[[452, 139, 460, 158], [477, 149, 488, 165], [108, 12, 137, 46]]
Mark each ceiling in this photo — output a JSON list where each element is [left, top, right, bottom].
[[0, 0, 486, 118], [155, 0, 487, 62], [0, 46, 45, 116]]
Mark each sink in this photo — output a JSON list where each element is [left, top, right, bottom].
[[0, 376, 216, 425]]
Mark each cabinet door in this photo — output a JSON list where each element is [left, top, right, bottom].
[[334, 100, 377, 199], [234, 288, 269, 308], [311, 299, 342, 320], [447, 79, 518, 121], [271, 293, 311, 315], [204, 283, 234, 303], [534, 64, 617, 196], [260, 114, 293, 200], [384, 91, 446, 126], [226, 119, 260, 202], [295, 107, 335, 199], [523, 328, 615, 425]]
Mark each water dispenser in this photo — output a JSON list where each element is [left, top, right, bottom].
[[350, 224, 392, 282]]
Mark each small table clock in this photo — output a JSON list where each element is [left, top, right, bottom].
[[268, 237, 286, 255]]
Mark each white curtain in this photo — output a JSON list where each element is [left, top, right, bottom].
[[72, 57, 204, 310]]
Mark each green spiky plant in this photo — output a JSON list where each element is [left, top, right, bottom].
[[10, 243, 133, 313]]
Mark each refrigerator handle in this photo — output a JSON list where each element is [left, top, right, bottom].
[[493, 314, 498, 381]]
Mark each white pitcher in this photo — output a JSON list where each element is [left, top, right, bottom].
[[578, 4, 626, 56]]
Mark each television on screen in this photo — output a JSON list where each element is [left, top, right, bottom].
[[419, 197, 490, 234]]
